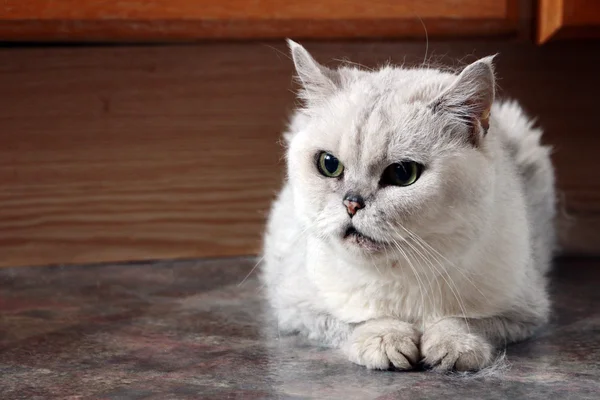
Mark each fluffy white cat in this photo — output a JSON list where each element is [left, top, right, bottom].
[[261, 40, 556, 372]]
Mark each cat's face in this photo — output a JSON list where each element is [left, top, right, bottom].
[[286, 41, 497, 261]]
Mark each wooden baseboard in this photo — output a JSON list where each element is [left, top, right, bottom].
[[0, 40, 599, 267]]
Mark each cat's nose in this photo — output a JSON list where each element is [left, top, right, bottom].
[[343, 193, 365, 217]]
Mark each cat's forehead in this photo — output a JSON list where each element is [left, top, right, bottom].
[[345, 67, 456, 104], [312, 68, 454, 134], [338, 70, 451, 136]]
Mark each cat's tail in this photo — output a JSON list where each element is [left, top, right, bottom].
[[493, 100, 557, 274]]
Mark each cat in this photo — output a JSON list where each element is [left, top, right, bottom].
[[260, 40, 556, 372]]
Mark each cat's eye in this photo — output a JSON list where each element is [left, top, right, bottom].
[[381, 161, 423, 187], [317, 152, 344, 178]]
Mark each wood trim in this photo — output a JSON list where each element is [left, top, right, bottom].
[[538, 0, 563, 43], [0, 0, 519, 41], [538, 0, 600, 43], [0, 1, 512, 20]]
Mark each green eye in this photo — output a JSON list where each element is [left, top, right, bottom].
[[381, 161, 422, 187], [317, 152, 344, 178]]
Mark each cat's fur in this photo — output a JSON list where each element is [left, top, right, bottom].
[[261, 40, 556, 372]]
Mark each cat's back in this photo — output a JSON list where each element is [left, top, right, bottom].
[[492, 101, 556, 273]]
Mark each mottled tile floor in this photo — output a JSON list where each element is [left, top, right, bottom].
[[0, 257, 599, 399]]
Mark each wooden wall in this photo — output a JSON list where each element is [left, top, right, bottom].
[[0, 40, 599, 267], [1, 0, 519, 41]]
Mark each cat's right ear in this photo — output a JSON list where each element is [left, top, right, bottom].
[[288, 39, 340, 104], [429, 56, 496, 145]]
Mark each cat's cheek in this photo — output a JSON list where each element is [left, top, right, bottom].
[[375, 186, 431, 230]]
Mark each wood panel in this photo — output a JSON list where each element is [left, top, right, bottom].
[[538, 0, 600, 43], [0, 0, 519, 41], [0, 41, 599, 267]]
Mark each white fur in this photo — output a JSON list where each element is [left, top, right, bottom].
[[261, 41, 556, 372]]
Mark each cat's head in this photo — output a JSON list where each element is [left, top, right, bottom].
[[285, 40, 498, 261]]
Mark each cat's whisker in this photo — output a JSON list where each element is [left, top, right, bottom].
[[407, 235, 471, 330], [400, 225, 490, 304], [382, 219, 471, 331], [394, 233, 443, 313], [388, 237, 428, 328], [388, 231, 441, 320], [386, 230, 437, 315], [382, 223, 447, 318], [366, 252, 383, 277], [417, 16, 429, 68], [263, 43, 293, 61], [238, 255, 265, 287], [240, 216, 318, 287], [395, 226, 472, 332]]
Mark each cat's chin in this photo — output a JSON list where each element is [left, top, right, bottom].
[[342, 226, 386, 253]]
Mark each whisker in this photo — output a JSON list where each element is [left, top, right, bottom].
[[238, 255, 265, 287], [380, 218, 471, 331], [402, 225, 489, 304], [396, 225, 472, 332], [388, 237, 428, 329], [388, 229, 437, 314], [240, 215, 319, 287], [367, 251, 383, 277], [394, 230, 442, 313], [417, 16, 429, 68]]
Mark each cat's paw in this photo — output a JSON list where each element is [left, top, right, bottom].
[[421, 318, 493, 372], [345, 318, 420, 370]]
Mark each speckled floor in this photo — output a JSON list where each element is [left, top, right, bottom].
[[0, 257, 599, 399]]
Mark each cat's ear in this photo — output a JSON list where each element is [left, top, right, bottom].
[[429, 55, 496, 144], [288, 39, 340, 104]]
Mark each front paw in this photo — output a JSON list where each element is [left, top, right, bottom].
[[346, 318, 420, 370], [421, 318, 493, 372]]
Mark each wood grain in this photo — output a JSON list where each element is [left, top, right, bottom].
[[0, 41, 599, 267], [0, 0, 519, 41], [538, 0, 600, 43]]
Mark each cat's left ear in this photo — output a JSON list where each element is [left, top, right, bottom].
[[288, 39, 340, 105], [429, 55, 496, 145]]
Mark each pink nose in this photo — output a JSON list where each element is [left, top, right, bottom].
[[343, 200, 363, 216], [343, 193, 365, 217]]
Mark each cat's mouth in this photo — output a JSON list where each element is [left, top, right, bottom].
[[343, 226, 385, 251]]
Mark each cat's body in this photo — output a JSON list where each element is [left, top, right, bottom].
[[261, 41, 555, 371]]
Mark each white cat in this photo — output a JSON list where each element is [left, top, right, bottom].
[[261, 40, 556, 372]]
